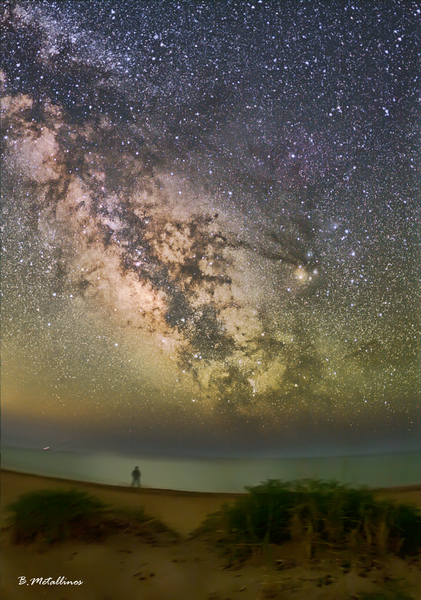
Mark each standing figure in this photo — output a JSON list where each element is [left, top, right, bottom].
[[131, 466, 141, 487]]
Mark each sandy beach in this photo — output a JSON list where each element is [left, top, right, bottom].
[[2, 469, 421, 600]]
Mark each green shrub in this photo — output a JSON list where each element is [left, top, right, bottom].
[[7, 488, 107, 544], [391, 502, 421, 555], [7, 489, 179, 546], [196, 479, 421, 560]]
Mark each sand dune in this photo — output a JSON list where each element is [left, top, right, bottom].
[[2, 470, 421, 600]]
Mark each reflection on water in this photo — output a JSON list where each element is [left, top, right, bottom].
[[2, 447, 420, 493]]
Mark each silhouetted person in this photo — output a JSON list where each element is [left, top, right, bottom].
[[131, 466, 141, 488]]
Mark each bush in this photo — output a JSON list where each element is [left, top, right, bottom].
[[7, 488, 179, 546], [392, 502, 421, 555], [7, 488, 107, 544], [196, 479, 421, 560]]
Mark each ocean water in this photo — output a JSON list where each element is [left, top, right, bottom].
[[2, 447, 420, 492]]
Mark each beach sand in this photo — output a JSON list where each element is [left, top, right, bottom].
[[2, 469, 421, 600]]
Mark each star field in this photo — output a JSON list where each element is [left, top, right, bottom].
[[1, 0, 420, 456]]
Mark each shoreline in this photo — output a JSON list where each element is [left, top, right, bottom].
[[2, 467, 421, 495], [0, 468, 246, 498]]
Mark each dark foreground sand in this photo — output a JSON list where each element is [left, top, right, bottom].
[[2, 470, 421, 600]]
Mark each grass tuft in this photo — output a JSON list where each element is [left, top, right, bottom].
[[7, 488, 106, 544], [195, 479, 421, 561], [6, 488, 179, 545]]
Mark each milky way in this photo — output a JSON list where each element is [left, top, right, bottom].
[[1, 1, 420, 456]]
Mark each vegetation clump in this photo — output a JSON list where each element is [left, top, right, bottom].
[[195, 479, 421, 561], [7, 488, 178, 545], [7, 488, 107, 544]]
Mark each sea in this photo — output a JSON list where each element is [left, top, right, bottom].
[[2, 446, 420, 492]]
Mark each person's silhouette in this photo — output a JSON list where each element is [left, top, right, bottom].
[[131, 466, 141, 487]]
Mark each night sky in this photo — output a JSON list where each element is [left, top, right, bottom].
[[2, 0, 420, 457]]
